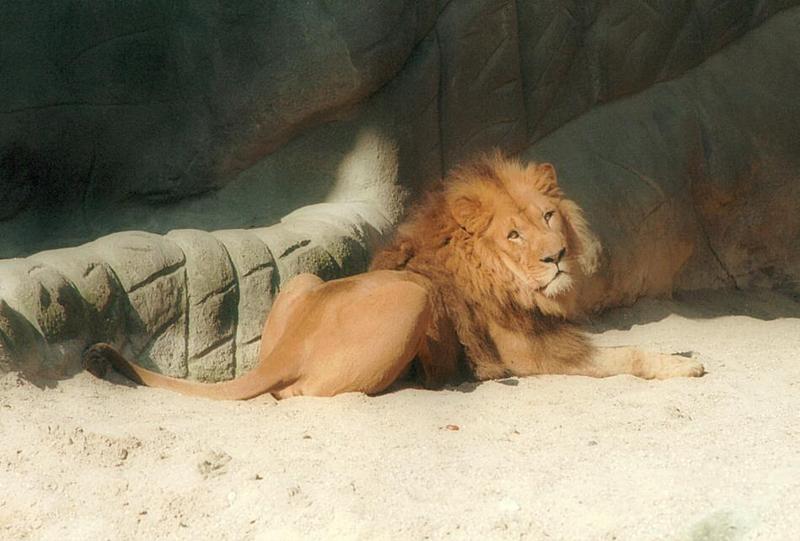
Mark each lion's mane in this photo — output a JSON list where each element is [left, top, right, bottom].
[[370, 152, 602, 379]]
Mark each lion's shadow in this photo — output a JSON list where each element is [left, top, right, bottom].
[[584, 288, 800, 333], [444, 378, 520, 394]]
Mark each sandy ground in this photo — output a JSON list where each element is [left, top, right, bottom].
[[1, 289, 799, 541]]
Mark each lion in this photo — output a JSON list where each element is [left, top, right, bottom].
[[84, 153, 703, 399]]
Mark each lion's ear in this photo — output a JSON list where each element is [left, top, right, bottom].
[[536, 163, 558, 185], [527, 162, 561, 196], [559, 198, 602, 276], [450, 196, 492, 234]]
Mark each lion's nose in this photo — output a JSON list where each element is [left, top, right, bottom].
[[540, 247, 566, 264]]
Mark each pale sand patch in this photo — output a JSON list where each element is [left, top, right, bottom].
[[1, 290, 799, 540]]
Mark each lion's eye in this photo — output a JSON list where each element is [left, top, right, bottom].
[[507, 230, 520, 240], [544, 211, 555, 223]]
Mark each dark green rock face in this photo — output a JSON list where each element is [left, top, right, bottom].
[[4, 0, 797, 261], [0, 1, 431, 254]]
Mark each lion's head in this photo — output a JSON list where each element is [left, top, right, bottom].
[[444, 154, 600, 309], [371, 152, 601, 318]]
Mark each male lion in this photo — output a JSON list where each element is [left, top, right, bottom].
[[84, 153, 703, 399]]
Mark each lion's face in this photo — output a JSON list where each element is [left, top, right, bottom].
[[483, 191, 574, 298], [447, 158, 600, 307]]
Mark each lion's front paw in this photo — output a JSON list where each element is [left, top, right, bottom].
[[654, 353, 705, 379]]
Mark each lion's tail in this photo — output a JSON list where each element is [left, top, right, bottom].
[[82, 343, 294, 400]]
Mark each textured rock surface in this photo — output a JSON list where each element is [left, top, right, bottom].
[[6, 0, 795, 258], [1, 1, 799, 380], [210, 229, 276, 376], [0, 201, 383, 381], [525, 8, 800, 306]]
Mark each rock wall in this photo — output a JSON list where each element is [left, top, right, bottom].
[[1, 1, 799, 380], [527, 7, 800, 304]]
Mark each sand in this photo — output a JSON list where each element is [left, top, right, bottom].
[[1, 289, 799, 540]]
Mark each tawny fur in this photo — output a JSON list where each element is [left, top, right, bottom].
[[84, 152, 703, 400], [370, 151, 602, 381], [370, 151, 702, 384]]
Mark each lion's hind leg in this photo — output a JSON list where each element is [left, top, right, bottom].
[[351, 277, 436, 395], [258, 273, 325, 360], [276, 272, 433, 398]]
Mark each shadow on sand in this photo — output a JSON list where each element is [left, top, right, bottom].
[[586, 288, 800, 333]]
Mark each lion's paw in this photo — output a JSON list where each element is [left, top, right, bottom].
[[656, 353, 705, 379]]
